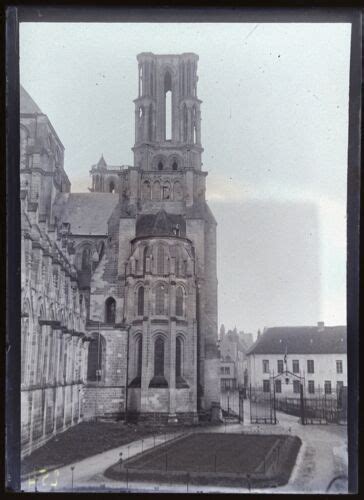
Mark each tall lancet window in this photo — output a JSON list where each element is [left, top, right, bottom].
[[176, 287, 184, 316], [137, 287, 144, 316], [183, 104, 188, 142], [192, 106, 197, 144], [136, 336, 143, 377], [139, 65, 143, 96], [148, 103, 153, 141], [154, 337, 165, 376], [143, 246, 148, 274], [157, 246, 165, 275], [176, 337, 182, 378], [164, 71, 172, 141], [105, 297, 116, 324]]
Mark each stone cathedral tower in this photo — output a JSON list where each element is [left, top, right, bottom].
[[118, 53, 220, 422]]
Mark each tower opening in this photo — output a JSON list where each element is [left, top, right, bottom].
[[148, 103, 153, 141], [139, 65, 143, 96], [183, 104, 188, 142], [164, 71, 172, 141]]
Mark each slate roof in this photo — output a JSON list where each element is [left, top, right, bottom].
[[136, 209, 186, 237], [246, 326, 347, 355], [20, 85, 43, 114], [53, 193, 119, 235]]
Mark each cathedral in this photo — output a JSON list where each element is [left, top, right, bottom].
[[20, 53, 220, 457]]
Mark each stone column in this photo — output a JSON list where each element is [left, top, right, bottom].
[[140, 319, 150, 413], [168, 318, 178, 423], [187, 106, 192, 143], [62, 333, 71, 428], [53, 329, 62, 434]]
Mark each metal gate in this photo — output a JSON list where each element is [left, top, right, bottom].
[[220, 389, 245, 423], [249, 384, 277, 424]]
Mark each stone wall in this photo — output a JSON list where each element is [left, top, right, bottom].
[[82, 386, 125, 420]]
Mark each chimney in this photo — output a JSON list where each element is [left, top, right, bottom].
[[317, 321, 325, 332]]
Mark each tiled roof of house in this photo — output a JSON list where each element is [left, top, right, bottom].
[[20, 85, 43, 114], [246, 325, 347, 355], [53, 193, 119, 235]]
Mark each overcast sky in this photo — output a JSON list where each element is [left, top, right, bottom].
[[20, 22, 351, 334]]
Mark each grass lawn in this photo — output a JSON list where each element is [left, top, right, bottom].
[[21, 421, 177, 477], [105, 432, 302, 488], [125, 433, 279, 474]]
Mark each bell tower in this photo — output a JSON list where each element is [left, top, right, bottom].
[[117, 53, 220, 423], [133, 53, 203, 172]]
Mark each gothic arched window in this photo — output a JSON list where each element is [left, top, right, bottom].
[[157, 246, 164, 275], [137, 287, 144, 316], [87, 333, 105, 382], [154, 337, 165, 376], [164, 71, 172, 141], [155, 284, 166, 315], [136, 336, 143, 377], [158, 161, 164, 171], [81, 247, 91, 271], [176, 287, 184, 316], [176, 337, 182, 378], [172, 161, 178, 170], [105, 297, 116, 324]]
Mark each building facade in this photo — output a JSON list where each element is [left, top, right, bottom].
[[21, 52, 220, 455], [20, 87, 89, 457], [246, 323, 347, 397], [218, 326, 253, 391]]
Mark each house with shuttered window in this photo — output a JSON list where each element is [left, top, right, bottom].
[[246, 322, 347, 397]]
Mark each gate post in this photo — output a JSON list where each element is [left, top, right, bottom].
[[273, 380, 277, 424], [300, 383, 305, 425]]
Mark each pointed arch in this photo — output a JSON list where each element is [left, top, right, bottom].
[[105, 297, 116, 324]]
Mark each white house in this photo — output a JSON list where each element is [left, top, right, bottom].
[[246, 322, 347, 397]]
